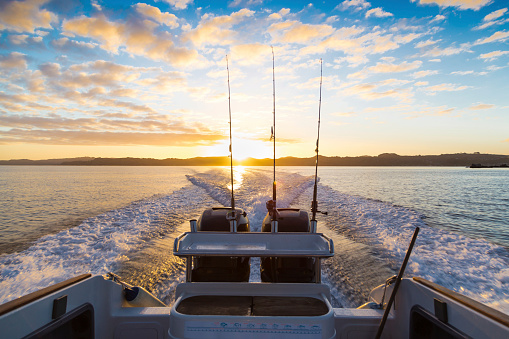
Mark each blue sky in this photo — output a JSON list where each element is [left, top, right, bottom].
[[0, 0, 508, 160]]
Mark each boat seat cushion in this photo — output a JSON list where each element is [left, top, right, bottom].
[[176, 295, 328, 317]]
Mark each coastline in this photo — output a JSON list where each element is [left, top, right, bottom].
[[1, 153, 508, 167]]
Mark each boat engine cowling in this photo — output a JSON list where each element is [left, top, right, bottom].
[[197, 207, 249, 232], [260, 208, 316, 283], [191, 207, 250, 282]]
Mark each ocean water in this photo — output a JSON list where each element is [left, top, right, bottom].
[[0, 166, 507, 314]]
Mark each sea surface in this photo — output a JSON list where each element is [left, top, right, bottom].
[[0, 165, 508, 314]]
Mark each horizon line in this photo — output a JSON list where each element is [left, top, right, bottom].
[[2, 152, 509, 162]]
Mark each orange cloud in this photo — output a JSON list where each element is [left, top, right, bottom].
[[0, 112, 225, 146], [137, 71, 187, 92], [184, 9, 254, 47], [411, 0, 492, 10], [423, 83, 470, 93], [0, 130, 225, 146], [0, 52, 27, 69], [412, 70, 439, 78], [474, 30, 509, 45], [63, 14, 198, 67], [469, 103, 495, 110], [268, 8, 290, 20], [0, 0, 56, 33], [344, 81, 414, 103], [349, 60, 422, 79], [135, 3, 179, 28], [269, 20, 334, 44], [230, 43, 271, 65], [483, 8, 507, 22]]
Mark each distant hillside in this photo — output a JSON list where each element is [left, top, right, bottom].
[[1, 153, 508, 167], [0, 157, 95, 165]]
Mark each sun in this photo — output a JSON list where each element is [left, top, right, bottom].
[[203, 137, 273, 161], [231, 137, 274, 161]]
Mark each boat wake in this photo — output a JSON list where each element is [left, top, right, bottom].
[[1, 168, 507, 314]]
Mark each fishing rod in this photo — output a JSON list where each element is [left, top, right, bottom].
[[311, 59, 325, 222], [267, 46, 277, 223], [226, 55, 235, 212]]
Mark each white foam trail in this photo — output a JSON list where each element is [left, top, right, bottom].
[[317, 185, 509, 313], [0, 186, 210, 304]]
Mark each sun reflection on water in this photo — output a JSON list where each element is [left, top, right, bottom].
[[227, 166, 246, 191]]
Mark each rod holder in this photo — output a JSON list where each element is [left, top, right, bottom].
[[226, 211, 237, 232], [190, 219, 197, 232], [229, 219, 238, 233], [310, 220, 317, 233], [271, 220, 278, 233]]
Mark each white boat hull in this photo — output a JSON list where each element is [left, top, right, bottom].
[[1, 274, 508, 338]]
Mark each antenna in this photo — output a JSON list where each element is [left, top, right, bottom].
[[226, 55, 235, 211], [267, 46, 277, 221], [311, 59, 324, 222]]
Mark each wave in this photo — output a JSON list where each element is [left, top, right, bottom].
[[306, 184, 509, 313], [0, 186, 214, 304]]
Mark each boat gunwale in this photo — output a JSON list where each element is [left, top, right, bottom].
[[413, 277, 509, 328], [0, 273, 92, 316]]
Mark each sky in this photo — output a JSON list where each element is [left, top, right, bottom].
[[0, 0, 508, 161]]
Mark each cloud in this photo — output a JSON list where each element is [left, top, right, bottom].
[[38, 62, 61, 77], [137, 71, 188, 93], [63, 14, 198, 66], [412, 70, 439, 78], [268, 21, 335, 44], [0, 110, 226, 146], [9, 34, 29, 44], [109, 88, 139, 98], [365, 8, 393, 18], [0, 52, 28, 70], [230, 43, 272, 65], [423, 83, 470, 93], [414, 81, 429, 86], [51, 37, 97, 53], [450, 70, 474, 75], [0, 129, 224, 146], [302, 27, 417, 67], [349, 60, 422, 79], [135, 3, 179, 28], [0, 0, 57, 33], [268, 8, 290, 20], [51, 60, 145, 90], [293, 75, 339, 90], [344, 80, 414, 103], [469, 103, 495, 110], [415, 38, 441, 48], [421, 44, 471, 57], [336, 0, 371, 11], [184, 9, 254, 47], [411, 0, 493, 10], [229, 0, 263, 7], [479, 50, 509, 60], [163, 0, 194, 10], [474, 9, 509, 30], [483, 8, 507, 22], [474, 30, 509, 45], [430, 14, 446, 23]]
